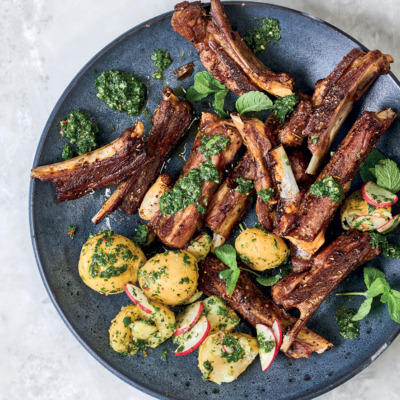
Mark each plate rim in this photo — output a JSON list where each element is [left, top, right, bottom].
[[29, 2, 400, 400]]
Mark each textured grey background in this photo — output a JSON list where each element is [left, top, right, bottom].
[[1, 0, 400, 399]]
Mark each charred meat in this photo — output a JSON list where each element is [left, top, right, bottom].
[[284, 109, 397, 245], [305, 49, 393, 174], [149, 113, 242, 248], [171, 0, 294, 97], [199, 256, 333, 358], [272, 230, 380, 352], [31, 122, 146, 202]]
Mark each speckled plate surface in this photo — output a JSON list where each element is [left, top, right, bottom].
[[29, 2, 400, 400]]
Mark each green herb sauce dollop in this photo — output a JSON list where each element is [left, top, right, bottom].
[[95, 70, 146, 116], [310, 176, 343, 202]]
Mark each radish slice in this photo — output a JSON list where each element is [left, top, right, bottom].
[[181, 290, 203, 305], [272, 320, 282, 355], [377, 214, 400, 234], [256, 324, 277, 371], [353, 215, 387, 231], [174, 315, 210, 356], [220, 333, 233, 354], [173, 301, 204, 336], [361, 181, 398, 207], [124, 283, 153, 314]]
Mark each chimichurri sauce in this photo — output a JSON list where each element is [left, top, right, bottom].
[[59, 110, 99, 160], [95, 70, 146, 116], [310, 176, 344, 202]]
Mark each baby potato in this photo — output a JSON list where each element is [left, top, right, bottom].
[[202, 296, 240, 334], [235, 228, 289, 271], [138, 250, 199, 306], [79, 231, 146, 295], [184, 232, 212, 261], [109, 301, 175, 356], [198, 333, 259, 384], [340, 190, 391, 230]]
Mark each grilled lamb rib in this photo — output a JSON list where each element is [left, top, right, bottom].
[[272, 230, 380, 352], [171, 0, 294, 97], [149, 113, 242, 249], [199, 256, 333, 358], [305, 49, 393, 174], [92, 87, 193, 223]]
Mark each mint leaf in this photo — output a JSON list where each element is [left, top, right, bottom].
[[186, 86, 207, 102], [359, 149, 386, 183], [193, 71, 227, 93], [256, 274, 281, 286], [218, 269, 232, 280], [226, 268, 240, 295], [212, 89, 229, 118], [374, 159, 400, 193], [235, 91, 273, 114], [364, 267, 386, 288], [366, 277, 390, 298], [215, 244, 238, 270], [352, 298, 373, 321], [387, 290, 400, 323]]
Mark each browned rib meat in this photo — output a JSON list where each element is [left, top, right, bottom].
[[149, 113, 242, 248], [91, 88, 193, 223], [231, 113, 277, 231], [171, 0, 294, 97], [272, 230, 380, 352], [205, 151, 256, 246], [278, 98, 312, 147], [284, 109, 397, 244], [199, 256, 333, 358], [31, 123, 146, 202], [305, 49, 393, 174]]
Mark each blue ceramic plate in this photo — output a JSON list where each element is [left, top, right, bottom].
[[29, 3, 400, 400]]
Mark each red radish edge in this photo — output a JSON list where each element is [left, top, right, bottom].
[[272, 320, 282, 355], [377, 214, 400, 234], [353, 215, 387, 231], [361, 181, 398, 207], [124, 283, 153, 314], [256, 324, 277, 371], [174, 315, 210, 356], [173, 301, 204, 336]]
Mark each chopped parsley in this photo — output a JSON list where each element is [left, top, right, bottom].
[[198, 135, 230, 157], [122, 317, 132, 327], [335, 306, 360, 339], [133, 224, 149, 247], [310, 176, 343, 202], [220, 335, 245, 363], [95, 70, 146, 116], [161, 349, 168, 361], [369, 232, 400, 258], [235, 177, 254, 194], [151, 49, 173, 72], [270, 94, 299, 123], [258, 187, 274, 202], [257, 331, 276, 353]]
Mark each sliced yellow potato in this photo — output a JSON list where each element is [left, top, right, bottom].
[[202, 296, 240, 334], [184, 232, 212, 261], [198, 332, 258, 384], [109, 300, 175, 355]]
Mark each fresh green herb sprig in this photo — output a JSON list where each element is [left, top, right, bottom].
[[235, 91, 299, 122], [132, 224, 149, 247], [215, 244, 240, 295], [215, 240, 291, 293], [360, 149, 400, 193], [243, 17, 281, 55], [186, 71, 229, 118], [337, 267, 400, 324]]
